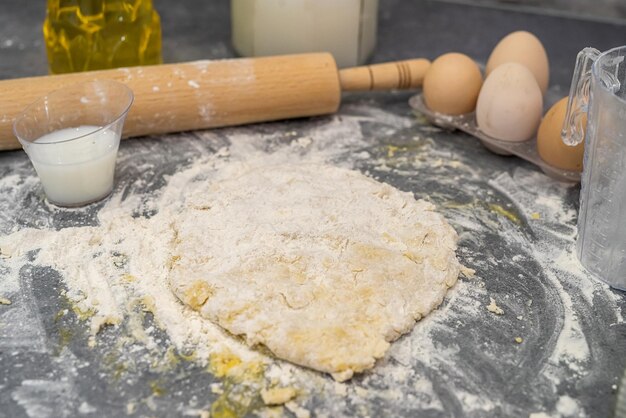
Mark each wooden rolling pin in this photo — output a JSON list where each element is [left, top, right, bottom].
[[0, 53, 430, 151]]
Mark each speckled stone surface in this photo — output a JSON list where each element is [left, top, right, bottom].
[[0, 1, 625, 417]]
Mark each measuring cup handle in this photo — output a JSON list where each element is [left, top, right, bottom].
[[562, 47, 600, 146]]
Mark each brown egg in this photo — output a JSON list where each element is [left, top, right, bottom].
[[423, 53, 483, 115], [537, 97, 585, 172], [486, 31, 549, 94]]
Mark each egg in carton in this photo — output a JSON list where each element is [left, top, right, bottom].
[[411, 31, 583, 183]]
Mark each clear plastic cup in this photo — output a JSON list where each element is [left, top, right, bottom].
[[563, 46, 626, 290], [13, 79, 133, 207]]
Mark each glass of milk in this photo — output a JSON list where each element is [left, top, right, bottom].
[[231, 0, 379, 68], [13, 79, 133, 207]]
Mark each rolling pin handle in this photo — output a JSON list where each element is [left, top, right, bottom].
[[339, 58, 431, 92]]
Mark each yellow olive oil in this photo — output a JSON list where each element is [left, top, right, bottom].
[[43, 0, 162, 74]]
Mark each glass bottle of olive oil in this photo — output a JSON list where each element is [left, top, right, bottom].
[[43, 0, 162, 74]]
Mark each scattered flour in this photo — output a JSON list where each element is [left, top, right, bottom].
[[0, 108, 421, 415], [556, 395, 580, 417], [0, 102, 622, 416]]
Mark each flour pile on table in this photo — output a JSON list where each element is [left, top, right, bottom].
[[0, 108, 461, 380], [2, 144, 460, 382], [1, 104, 622, 417]]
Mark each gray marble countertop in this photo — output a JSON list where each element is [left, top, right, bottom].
[[1, 1, 625, 417]]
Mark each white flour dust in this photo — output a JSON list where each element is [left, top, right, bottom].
[[2, 109, 435, 416], [0, 103, 623, 417]]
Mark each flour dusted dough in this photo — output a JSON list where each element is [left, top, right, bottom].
[[169, 164, 460, 381]]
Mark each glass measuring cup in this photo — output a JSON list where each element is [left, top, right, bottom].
[[563, 46, 626, 290]]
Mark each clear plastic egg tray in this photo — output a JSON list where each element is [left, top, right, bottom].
[[409, 94, 581, 183]]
